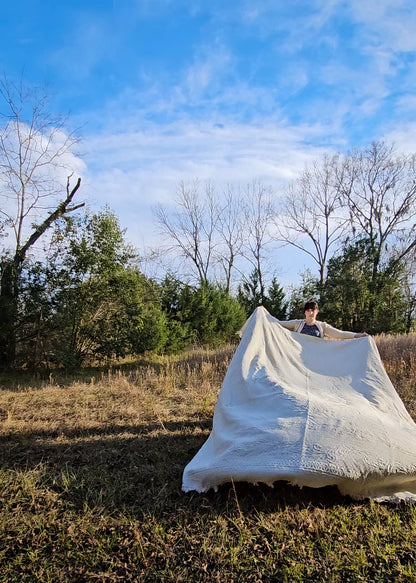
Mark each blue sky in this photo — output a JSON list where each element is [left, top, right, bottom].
[[1, 0, 416, 284]]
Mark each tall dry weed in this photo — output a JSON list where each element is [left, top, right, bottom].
[[375, 333, 416, 417]]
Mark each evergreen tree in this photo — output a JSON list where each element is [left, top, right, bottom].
[[236, 268, 264, 315], [159, 276, 246, 351], [158, 274, 196, 353], [184, 283, 246, 347], [321, 239, 407, 334], [44, 208, 168, 366], [263, 277, 288, 319], [237, 270, 288, 319]]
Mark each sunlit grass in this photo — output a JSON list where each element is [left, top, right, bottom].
[[1, 339, 416, 581]]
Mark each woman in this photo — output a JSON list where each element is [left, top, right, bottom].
[[279, 300, 368, 339]]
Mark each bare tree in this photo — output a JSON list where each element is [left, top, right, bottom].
[[340, 141, 416, 277], [215, 184, 246, 293], [242, 181, 277, 301], [153, 179, 218, 285], [275, 154, 349, 287], [153, 179, 277, 294], [0, 77, 84, 366]]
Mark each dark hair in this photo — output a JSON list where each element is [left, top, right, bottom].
[[304, 300, 319, 312]]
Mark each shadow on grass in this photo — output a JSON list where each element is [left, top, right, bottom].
[[0, 418, 358, 519]]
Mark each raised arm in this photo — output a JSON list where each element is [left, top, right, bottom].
[[323, 322, 368, 340], [278, 319, 303, 332]]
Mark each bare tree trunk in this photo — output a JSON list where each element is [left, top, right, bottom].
[[0, 177, 83, 367], [216, 185, 245, 293], [243, 181, 276, 303], [0, 259, 18, 366]]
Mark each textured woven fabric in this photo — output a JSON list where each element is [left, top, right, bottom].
[[182, 306, 416, 501]]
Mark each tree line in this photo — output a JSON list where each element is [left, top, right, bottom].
[[154, 142, 416, 334], [1, 77, 416, 369]]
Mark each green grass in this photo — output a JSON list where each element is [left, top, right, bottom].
[[1, 341, 416, 582]]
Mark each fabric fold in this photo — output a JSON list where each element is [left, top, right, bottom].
[[182, 306, 416, 501]]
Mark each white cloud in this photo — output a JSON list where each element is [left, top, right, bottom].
[[350, 0, 416, 53], [81, 119, 327, 250], [50, 0, 416, 285], [184, 44, 233, 100], [384, 122, 416, 155], [79, 110, 416, 285]]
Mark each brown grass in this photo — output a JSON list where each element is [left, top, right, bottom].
[[376, 333, 416, 414], [1, 339, 416, 581]]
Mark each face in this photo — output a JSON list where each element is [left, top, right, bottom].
[[304, 307, 319, 323]]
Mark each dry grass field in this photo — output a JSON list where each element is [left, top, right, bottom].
[[1, 337, 416, 582]]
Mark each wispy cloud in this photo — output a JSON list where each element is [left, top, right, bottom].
[[81, 119, 326, 247], [74, 0, 416, 260], [6, 0, 415, 284], [184, 45, 232, 100]]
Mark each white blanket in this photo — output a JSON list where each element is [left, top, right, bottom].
[[182, 306, 416, 501]]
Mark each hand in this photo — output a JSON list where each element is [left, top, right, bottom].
[[354, 332, 369, 338]]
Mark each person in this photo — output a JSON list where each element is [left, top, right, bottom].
[[279, 299, 368, 339], [182, 302, 416, 501]]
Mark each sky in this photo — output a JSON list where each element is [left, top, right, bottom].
[[1, 0, 416, 286]]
